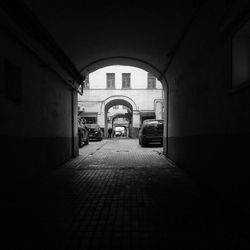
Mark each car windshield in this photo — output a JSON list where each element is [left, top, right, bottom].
[[143, 120, 163, 132], [86, 124, 100, 129]]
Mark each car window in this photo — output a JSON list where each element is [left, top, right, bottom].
[[86, 124, 101, 130], [142, 120, 163, 131], [143, 120, 163, 126]]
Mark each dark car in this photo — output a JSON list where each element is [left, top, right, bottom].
[[139, 119, 163, 147], [86, 124, 103, 141], [78, 118, 89, 147]]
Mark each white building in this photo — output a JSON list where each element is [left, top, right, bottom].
[[78, 65, 164, 137]]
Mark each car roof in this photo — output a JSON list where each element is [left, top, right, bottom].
[[86, 124, 100, 128], [143, 119, 164, 123]]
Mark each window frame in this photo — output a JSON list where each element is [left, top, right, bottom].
[[122, 73, 131, 89], [106, 73, 116, 89], [4, 59, 22, 103], [147, 72, 156, 89], [229, 14, 250, 93], [83, 74, 90, 89]]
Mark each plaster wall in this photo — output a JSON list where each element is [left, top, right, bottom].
[[0, 24, 76, 194], [88, 66, 162, 89], [78, 66, 164, 136], [79, 89, 163, 111], [167, 1, 250, 212]]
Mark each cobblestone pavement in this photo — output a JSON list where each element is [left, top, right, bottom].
[[2, 139, 249, 249]]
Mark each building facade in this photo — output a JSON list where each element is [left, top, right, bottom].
[[78, 66, 164, 137]]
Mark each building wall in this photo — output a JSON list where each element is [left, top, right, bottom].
[[78, 89, 163, 119], [78, 66, 164, 134], [0, 17, 77, 194], [167, 0, 250, 213], [88, 66, 162, 89]]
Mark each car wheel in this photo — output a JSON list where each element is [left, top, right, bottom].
[[79, 136, 82, 148], [85, 139, 89, 145], [141, 139, 147, 147], [139, 138, 141, 144]]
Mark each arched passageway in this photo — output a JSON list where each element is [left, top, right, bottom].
[[112, 114, 130, 138], [104, 98, 135, 138], [3, 3, 250, 243], [81, 59, 168, 152]]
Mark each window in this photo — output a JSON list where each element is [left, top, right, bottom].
[[4, 59, 22, 103], [231, 18, 250, 89], [106, 73, 115, 89], [113, 105, 119, 109], [147, 72, 156, 89], [122, 73, 131, 88], [84, 74, 89, 89], [85, 117, 97, 124]]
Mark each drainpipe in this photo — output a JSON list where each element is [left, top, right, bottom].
[[72, 89, 76, 157]]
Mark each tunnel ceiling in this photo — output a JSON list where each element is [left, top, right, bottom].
[[23, 0, 195, 76]]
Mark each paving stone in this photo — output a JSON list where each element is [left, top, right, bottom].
[[2, 139, 249, 249]]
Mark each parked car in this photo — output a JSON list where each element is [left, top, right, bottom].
[[115, 131, 122, 137], [78, 118, 89, 147], [86, 124, 103, 141], [139, 119, 163, 147]]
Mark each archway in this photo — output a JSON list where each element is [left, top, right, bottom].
[[104, 98, 138, 138], [80, 57, 168, 155], [112, 113, 130, 138]]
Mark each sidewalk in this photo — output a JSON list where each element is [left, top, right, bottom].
[[2, 139, 248, 249]]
